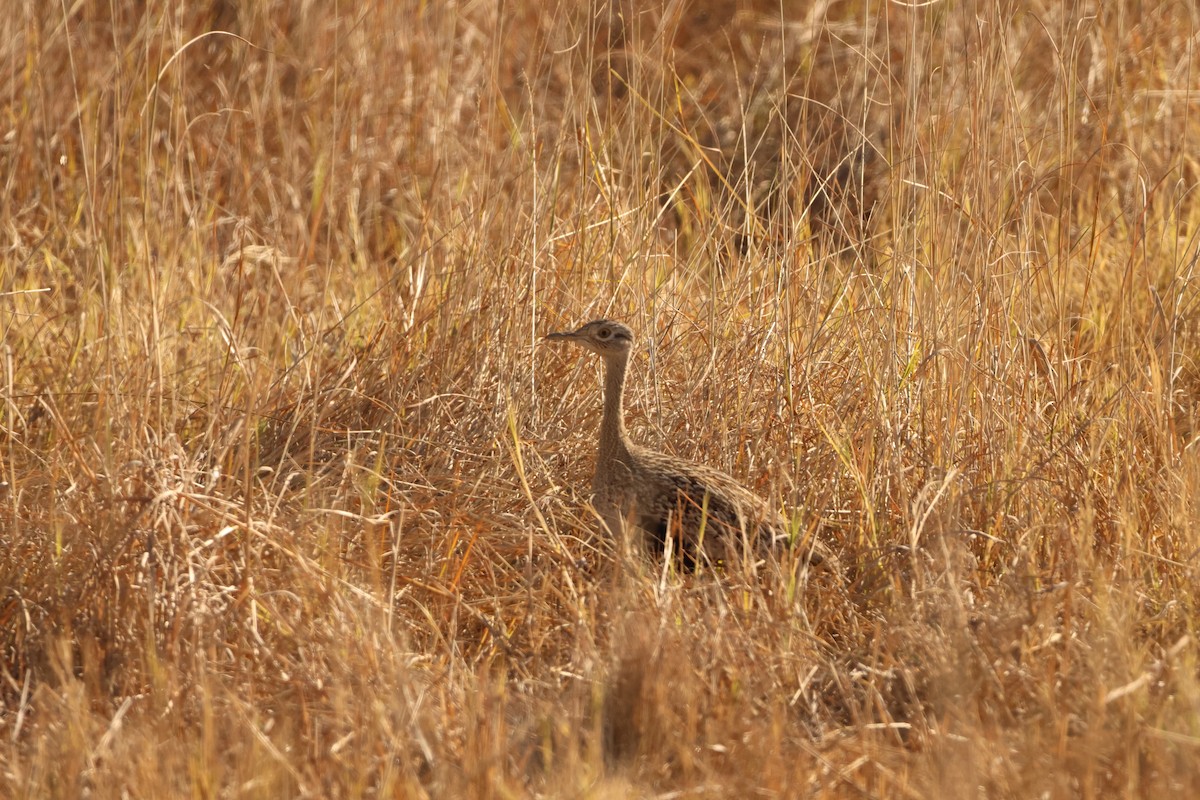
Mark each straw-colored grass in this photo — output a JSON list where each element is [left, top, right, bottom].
[[3, 1, 1199, 796]]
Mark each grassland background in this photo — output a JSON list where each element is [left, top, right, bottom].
[[2, 0, 1200, 796]]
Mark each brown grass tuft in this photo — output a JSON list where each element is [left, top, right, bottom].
[[3, 1, 1200, 796]]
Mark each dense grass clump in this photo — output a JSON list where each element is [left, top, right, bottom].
[[3, 1, 1199, 796]]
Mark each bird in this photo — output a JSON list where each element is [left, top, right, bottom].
[[545, 318, 819, 570]]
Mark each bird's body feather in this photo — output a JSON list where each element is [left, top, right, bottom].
[[595, 443, 786, 565]]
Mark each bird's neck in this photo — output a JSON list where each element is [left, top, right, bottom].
[[599, 351, 631, 460]]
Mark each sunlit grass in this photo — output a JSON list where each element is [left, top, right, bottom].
[[2, 1, 1199, 797]]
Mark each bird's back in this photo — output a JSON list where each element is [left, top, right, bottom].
[[610, 445, 790, 568]]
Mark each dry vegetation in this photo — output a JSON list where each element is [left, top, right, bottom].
[[3, 0, 1200, 796]]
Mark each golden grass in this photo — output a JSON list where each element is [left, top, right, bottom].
[[3, 0, 1199, 796]]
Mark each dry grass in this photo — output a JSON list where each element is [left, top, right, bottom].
[[3, 0, 1200, 796]]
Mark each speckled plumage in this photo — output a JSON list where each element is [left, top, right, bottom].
[[546, 319, 815, 568]]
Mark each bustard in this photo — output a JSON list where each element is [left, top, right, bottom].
[[546, 318, 817, 569]]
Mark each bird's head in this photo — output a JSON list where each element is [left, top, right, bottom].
[[545, 318, 634, 359]]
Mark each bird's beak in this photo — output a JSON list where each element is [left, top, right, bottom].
[[544, 329, 579, 342]]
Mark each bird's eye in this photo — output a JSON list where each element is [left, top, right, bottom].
[[597, 329, 610, 339]]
